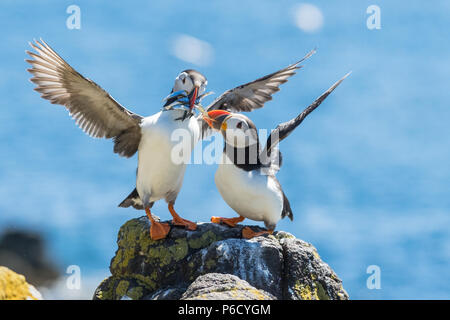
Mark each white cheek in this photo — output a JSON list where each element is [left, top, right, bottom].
[[247, 135, 258, 146], [225, 129, 250, 148], [173, 79, 194, 93]]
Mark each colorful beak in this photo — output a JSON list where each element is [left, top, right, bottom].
[[203, 110, 231, 129], [162, 90, 189, 108], [189, 86, 199, 111]]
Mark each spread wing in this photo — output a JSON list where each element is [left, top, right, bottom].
[[199, 49, 316, 138], [261, 72, 351, 165], [206, 49, 316, 113], [26, 39, 143, 158]]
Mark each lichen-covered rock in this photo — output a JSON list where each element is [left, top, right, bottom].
[[186, 236, 284, 297], [181, 273, 275, 300], [0, 266, 43, 300], [93, 216, 348, 300], [279, 237, 348, 300]]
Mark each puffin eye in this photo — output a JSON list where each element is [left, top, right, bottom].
[[182, 77, 186, 84], [236, 122, 243, 129]]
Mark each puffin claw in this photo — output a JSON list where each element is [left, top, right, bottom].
[[172, 217, 197, 231], [211, 216, 245, 227], [242, 227, 273, 239], [150, 222, 171, 240], [168, 204, 197, 231], [145, 207, 171, 240]]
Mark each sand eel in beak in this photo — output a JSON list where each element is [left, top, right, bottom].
[[162, 69, 209, 121], [26, 39, 206, 240], [203, 73, 350, 239]]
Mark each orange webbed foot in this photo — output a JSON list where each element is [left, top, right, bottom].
[[172, 216, 197, 231], [242, 227, 273, 239], [145, 207, 171, 240], [168, 204, 197, 231], [150, 221, 171, 240], [211, 216, 245, 227]]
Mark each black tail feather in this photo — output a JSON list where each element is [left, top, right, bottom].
[[118, 188, 145, 210], [281, 191, 293, 221]]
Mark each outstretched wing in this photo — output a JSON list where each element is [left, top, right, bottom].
[[26, 39, 143, 157], [199, 49, 316, 138], [206, 49, 315, 113], [261, 72, 351, 164]]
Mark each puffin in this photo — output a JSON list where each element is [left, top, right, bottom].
[[202, 73, 350, 238], [26, 39, 314, 240]]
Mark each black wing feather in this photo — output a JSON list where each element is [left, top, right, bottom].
[[262, 72, 351, 160], [200, 49, 316, 138]]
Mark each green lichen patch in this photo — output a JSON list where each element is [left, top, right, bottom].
[[293, 280, 330, 300], [188, 230, 221, 249], [127, 286, 144, 300], [94, 276, 154, 300], [115, 280, 129, 297]]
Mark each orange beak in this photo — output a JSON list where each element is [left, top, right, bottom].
[[203, 110, 231, 129], [204, 116, 214, 128]]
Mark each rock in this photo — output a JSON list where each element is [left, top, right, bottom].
[[0, 229, 60, 287], [181, 273, 275, 300], [93, 216, 348, 300], [281, 236, 347, 300], [0, 266, 43, 300]]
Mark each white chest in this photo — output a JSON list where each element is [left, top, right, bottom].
[[136, 110, 199, 203], [214, 154, 284, 225]]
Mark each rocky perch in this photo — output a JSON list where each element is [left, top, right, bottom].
[[94, 217, 348, 300]]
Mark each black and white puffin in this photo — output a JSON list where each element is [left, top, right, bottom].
[[203, 73, 350, 238], [26, 39, 314, 240]]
